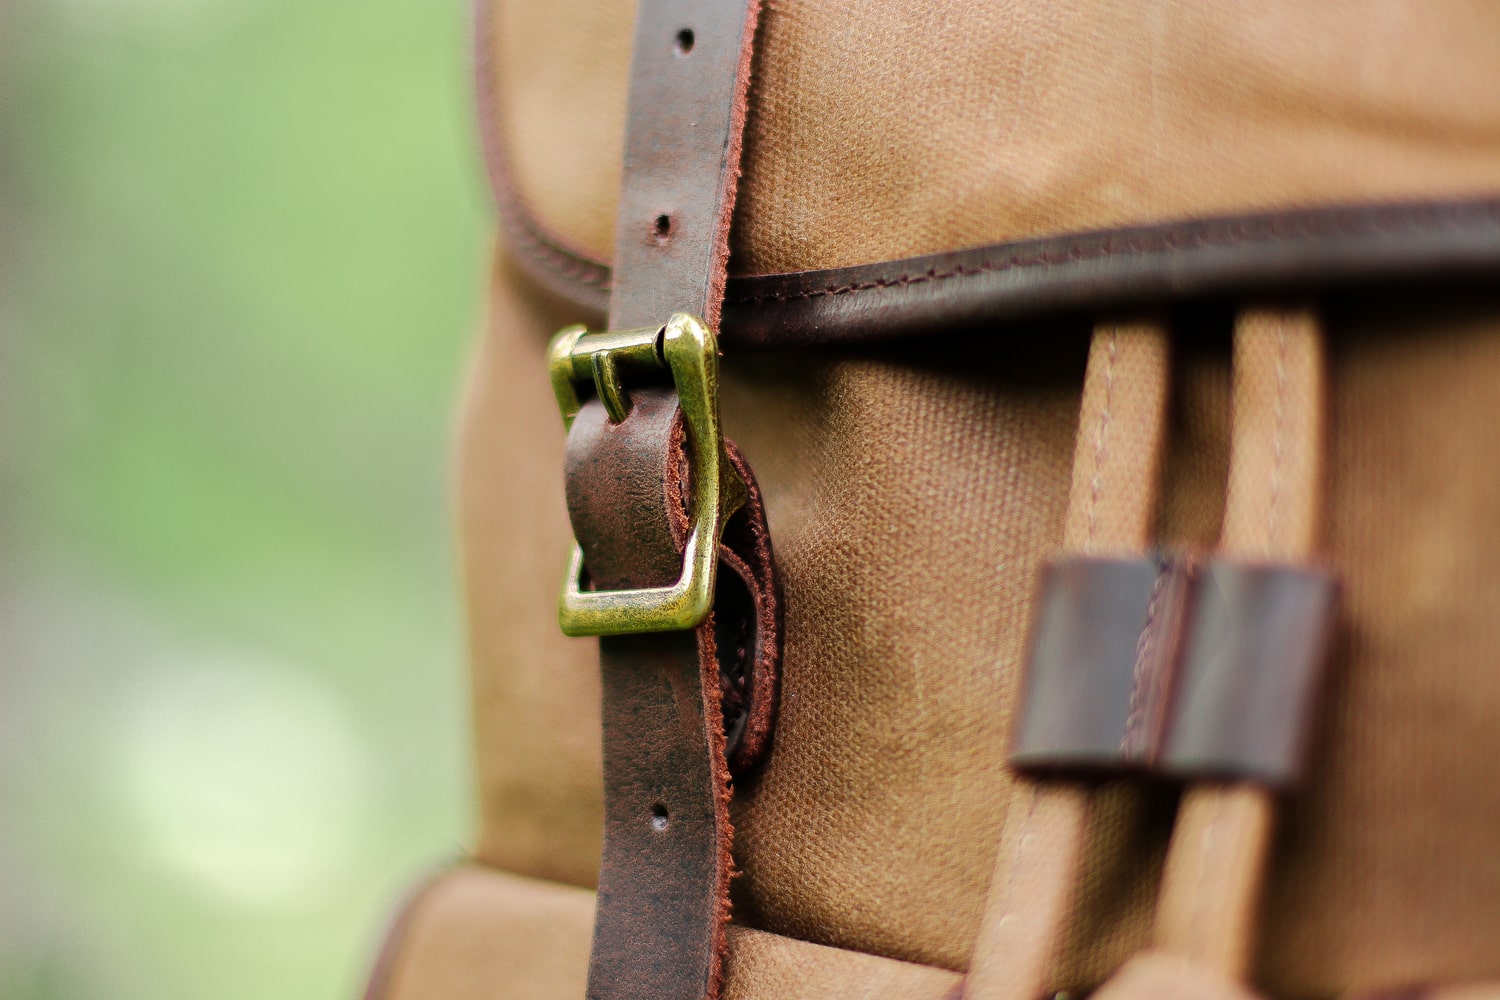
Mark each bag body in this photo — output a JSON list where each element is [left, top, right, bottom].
[[366, 3, 1500, 998]]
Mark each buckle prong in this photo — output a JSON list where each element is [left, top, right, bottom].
[[589, 350, 633, 423], [548, 313, 745, 637]]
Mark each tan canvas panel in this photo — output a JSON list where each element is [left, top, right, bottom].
[[375, 865, 963, 1000], [442, 2, 1500, 995], [460, 248, 1500, 993], [489, 0, 1500, 273], [376, 867, 593, 1000]]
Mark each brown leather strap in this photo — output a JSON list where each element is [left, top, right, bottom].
[[568, 390, 778, 1000], [609, 0, 761, 332], [570, 4, 768, 998]]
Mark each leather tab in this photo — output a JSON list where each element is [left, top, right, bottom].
[[565, 389, 686, 590], [1010, 555, 1336, 786], [1010, 555, 1192, 773], [1160, 562, 1339, 785]]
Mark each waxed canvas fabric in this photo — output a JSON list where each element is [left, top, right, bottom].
[[375, 1, 1500, 996], [452, 259, 1500, 997], [373, 865, 963, 1000], [491, 0, 1500, 273]]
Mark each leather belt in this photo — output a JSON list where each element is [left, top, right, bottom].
[[549, 2, 777, 999]]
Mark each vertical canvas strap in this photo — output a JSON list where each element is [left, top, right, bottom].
[[1090, 306, 1333, 1000], [965, 320, 1173, 1000], [971, 307, 1334, 999], [1151, 307, 1327, 978]]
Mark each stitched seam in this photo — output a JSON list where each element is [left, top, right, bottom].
[[1086, 328, 1119, 550], [1268, 319, 1290, 558], [499, 197, 613, 290], [1122, 560, 1169, 757], [725, 204, 1496, 306], [1190, 791, 1230, 954], [474, 0, 612, 293], [488, 155, 1497, 304], [995, 785, 1039, 932], [724, 602, 750, 734], [479, 18, 1500, 310]]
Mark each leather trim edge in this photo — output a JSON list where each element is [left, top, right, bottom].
[[722, 198, 1500, 348], [474, 5, 1500, 347], [361, 861, 461, 1000], [473, 0, 612, 315]]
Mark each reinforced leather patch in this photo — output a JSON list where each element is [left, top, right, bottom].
[[1010, 555, 1193, 773], [1160, 562, 1338, 785]]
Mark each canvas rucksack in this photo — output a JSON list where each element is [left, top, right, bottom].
[[364, 2, 1500, 997]]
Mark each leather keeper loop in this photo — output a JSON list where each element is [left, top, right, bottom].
[[566, 390, 780, 1000], [1010, 554, 1337, 787], [564, 389, 781, 775], [1160, 561, 1339, 786], [1009, 554, 1192, 774]]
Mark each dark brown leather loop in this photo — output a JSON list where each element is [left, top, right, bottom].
[[564, 389, 781, 774], [1010, 555, 1194, 774], [715, 444, 780, 774], [1010, 554, 1337, 787], [566, 391, 779, 1000], [1160, 561, 1339, 785]]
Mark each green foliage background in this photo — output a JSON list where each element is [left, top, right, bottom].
[[0, 0, 484, 995]]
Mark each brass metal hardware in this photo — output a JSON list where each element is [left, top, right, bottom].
[[547, 313, 747, 637]]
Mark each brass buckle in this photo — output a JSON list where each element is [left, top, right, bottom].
[[547, 313, 747, 637]]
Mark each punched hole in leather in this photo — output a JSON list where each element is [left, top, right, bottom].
[[561, 1, 769, 996]]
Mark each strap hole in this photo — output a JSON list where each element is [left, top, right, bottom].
[[653, 213, 673, 243], [674, 28, 694, 55], [650, 803, 670, 831]]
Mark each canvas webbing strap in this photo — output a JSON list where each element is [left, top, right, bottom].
[[1151, 307, 1327, 979], [554, 3, 775, 1000], [965, 320, 1173, 1000]]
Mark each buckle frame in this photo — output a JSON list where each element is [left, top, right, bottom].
[[548, 312, 746, 637]]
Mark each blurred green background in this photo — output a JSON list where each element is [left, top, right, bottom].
[[0, 0, 486, 996]]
